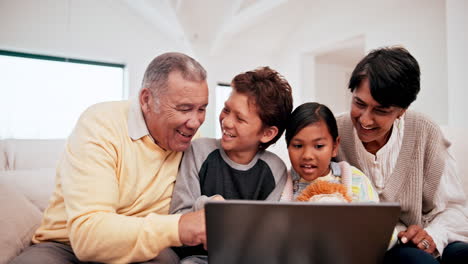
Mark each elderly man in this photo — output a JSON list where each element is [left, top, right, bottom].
[[11, 52, 209, 263]]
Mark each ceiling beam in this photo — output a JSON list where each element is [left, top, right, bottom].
[[122, 0, 193, 54], [210, 0, 288, 55]]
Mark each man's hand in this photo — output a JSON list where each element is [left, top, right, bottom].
[[211, 195, 225, 201], [178, 210, 206, 249], [398, 225, 437, 254]]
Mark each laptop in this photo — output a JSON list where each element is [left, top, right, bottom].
[[205, 200, 400, 264]]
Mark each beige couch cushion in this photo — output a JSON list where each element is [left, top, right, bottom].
[[0, 141, 6, 171], [2, 139, 65, 170], [0, 168, 56, 211], [0, 184, 42, 264]]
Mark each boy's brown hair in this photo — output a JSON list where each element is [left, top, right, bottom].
[[231, 66, 293, 150]]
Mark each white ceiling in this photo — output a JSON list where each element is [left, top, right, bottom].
[[121, 0, 310, 57]]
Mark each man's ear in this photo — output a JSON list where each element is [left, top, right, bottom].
[[332, 136, 341, 158], [260, 126, 279, 144], [139, 88, 152, 114]]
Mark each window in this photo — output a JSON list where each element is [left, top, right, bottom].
[[0, 50, 125, 139], [215, 83, 232, 138]]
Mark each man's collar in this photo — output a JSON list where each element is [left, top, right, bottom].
[[127, 97, 151, 140]]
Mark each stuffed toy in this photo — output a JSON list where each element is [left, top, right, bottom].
[[280, 161, 354, 202], [296, 180, 352, 203]]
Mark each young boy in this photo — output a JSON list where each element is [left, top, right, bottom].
[[169, 67, 293, 262]]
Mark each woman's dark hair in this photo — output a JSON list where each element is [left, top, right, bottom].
[[232, 66, 293, 150], [285, 102, 338, 146], [348, 46, 420, 109]]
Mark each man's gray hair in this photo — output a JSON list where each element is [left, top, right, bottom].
[[141, 52, 207, 99]]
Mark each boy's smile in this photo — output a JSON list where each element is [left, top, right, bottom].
[[221, 128, 235, 140], [219, 91, 269, 164]]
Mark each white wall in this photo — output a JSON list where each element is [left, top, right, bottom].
[[314, 63, 353, 115], [446, 0, 468, 128], [0, 0, 281, 137], [277, 0, 449, 125], [1, 0, 465, 137]]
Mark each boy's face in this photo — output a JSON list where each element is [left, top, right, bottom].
[[287, 121, 339, 182], [219, 91, 272, 164]]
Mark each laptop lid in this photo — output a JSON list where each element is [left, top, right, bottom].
[[206, 200, 400, 264]]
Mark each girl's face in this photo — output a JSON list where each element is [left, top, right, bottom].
[[288, 120, 339, 182]]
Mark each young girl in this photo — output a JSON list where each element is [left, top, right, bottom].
[[281, 102, 398, 249], [281, 102, 378, 203]]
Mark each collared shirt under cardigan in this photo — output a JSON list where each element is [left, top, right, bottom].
[[33, 98, 185, 263], [336, 110, 468, 255]]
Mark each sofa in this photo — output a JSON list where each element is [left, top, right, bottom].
[[0, 139, 66, 264], [1, 127, 467, 264]]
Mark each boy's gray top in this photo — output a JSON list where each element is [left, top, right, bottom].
[[170, 138, 288, 214]]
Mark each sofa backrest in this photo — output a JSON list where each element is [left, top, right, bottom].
[[0, 139, 66, 171], [0, 129, 466, 206], [0, 139, 66, 211]]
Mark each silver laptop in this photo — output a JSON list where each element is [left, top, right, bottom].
[[205, 200, 400, 264]]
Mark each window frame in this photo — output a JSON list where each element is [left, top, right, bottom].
[[0, 49, 126, 139]]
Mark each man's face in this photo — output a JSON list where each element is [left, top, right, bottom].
[[140, 71, 209, 152]]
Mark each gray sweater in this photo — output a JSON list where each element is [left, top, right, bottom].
[[336, 110, 449, 227], [170, 138, 288, 214]]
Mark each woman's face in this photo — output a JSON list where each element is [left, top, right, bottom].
[[350, 79, 405, 152]]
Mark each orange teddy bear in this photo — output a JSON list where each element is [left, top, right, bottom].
[[296, 180, 352, 203]]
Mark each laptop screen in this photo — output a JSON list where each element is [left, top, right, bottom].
[[205, 200, 400, 264]]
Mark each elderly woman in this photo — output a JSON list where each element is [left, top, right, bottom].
[[336, 46, 468, 264]]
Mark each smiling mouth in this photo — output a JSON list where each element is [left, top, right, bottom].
[[222, 130, 235, 138], [177, 130, 192, 138], [301, 164, 317, 169], [360, 123, 377, 131]]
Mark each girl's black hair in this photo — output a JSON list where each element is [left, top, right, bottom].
[[285, 102, 338, 146]]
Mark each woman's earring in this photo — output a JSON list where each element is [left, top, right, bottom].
[[397, 115, 402, 129]]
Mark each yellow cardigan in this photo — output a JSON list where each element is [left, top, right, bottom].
[[33, 100, 183, 263]]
